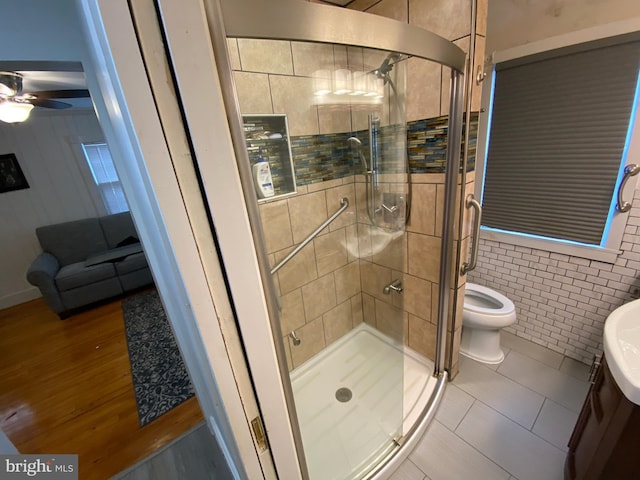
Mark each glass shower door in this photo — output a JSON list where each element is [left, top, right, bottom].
[[228, 37, 408, 479]]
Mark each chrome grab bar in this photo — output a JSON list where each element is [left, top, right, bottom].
[[616, 164, 640, 213], [270, 198, 349, 275], [461, 194, 482, 275]]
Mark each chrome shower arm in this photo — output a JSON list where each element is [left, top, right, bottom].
[[347, 136, 370, 174]]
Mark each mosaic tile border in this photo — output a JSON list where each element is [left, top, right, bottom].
[[246, 113, 479, 189], [407, 112, 478, 174]]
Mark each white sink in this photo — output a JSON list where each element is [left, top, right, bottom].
[[603, 298, 640, 405]]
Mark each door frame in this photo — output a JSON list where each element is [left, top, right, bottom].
[[151, 1, 305, 477], [76, 0, 269, 478]]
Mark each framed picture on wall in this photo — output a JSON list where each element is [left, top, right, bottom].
[[0, 153, 29, 193]]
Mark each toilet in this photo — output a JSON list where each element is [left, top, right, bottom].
[[460, 283, 516, 364]]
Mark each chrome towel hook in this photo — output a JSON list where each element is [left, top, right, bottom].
[[616, 164, 640, 213]]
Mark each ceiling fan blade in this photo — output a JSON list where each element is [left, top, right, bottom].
[[30, 98, 72, 109], [33, 89, 90, 99]]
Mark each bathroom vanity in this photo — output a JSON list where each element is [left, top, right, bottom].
[[565, 354, 640, 479], [566, 298, 640, 479]]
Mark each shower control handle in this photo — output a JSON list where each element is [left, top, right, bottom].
[[383, 279, 403, 295], [289, 331, 301, 346]]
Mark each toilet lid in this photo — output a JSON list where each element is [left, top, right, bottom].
[[464, 283, 515, 316]]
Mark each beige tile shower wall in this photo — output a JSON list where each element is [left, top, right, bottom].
[[228, 38, 393, 136], [259, 177, 361, 370], [353, 170, 474, 378], [356, 173, 408, 343], [356, 173, 446, 361]]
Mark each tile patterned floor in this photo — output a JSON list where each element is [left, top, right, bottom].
[[115, 332, 591, 480], [391, 332, 591, 480]]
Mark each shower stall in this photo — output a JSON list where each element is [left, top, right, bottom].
[[207, 1, 465, 478], [106, 0, 468, 478]]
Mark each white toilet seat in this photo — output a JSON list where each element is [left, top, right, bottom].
[[460, 283, 517, 364], [463, 283, 516, 329], [464, 283, 514, 315]]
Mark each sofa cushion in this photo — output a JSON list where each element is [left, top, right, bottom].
[[60, 278, 123, 310], [37, 218, 108, 266], [100, 212, 139, 249], [114, 252, 148, 275], [85, 244, 143, 267], [55, 262, 117, 292]]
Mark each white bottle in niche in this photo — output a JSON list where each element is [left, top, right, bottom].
[[252, 150, 275, 199]]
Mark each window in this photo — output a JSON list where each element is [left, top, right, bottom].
[[478, 34, 640, 262], [81, 142, 129, 214]]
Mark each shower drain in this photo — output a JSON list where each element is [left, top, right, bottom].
[[335, 387, 353, 403]]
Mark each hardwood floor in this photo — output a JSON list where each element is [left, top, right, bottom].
[[0, 293, 203, 480]]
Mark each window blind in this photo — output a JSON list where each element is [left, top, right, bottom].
[[82, 143, 129, 215], [482, 39, 640, 245]]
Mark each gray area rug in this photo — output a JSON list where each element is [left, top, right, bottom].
[[122, 290, 195, 427]]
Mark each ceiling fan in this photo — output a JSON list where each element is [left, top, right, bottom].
[[0, 71, 90, 123]]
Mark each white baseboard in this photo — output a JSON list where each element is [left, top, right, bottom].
[[0, 287, 41, 310]]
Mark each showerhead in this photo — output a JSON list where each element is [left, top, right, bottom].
[[374, 53, 403, 82], [347, 136, 369, 174], [347, 137, 362, 147]]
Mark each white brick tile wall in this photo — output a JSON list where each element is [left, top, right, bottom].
[[468, 187, 640, 364]]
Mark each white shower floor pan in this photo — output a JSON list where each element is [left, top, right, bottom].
[[290, 323, 437, 480]]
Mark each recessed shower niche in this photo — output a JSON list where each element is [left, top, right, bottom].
[[243, 114, 296, 200]]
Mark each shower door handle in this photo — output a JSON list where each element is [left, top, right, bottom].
[[616, 164, 640, 213], [461, 194, 482, 275]]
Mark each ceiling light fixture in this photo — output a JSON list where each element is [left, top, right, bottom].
[[0, 100, 34, 123]]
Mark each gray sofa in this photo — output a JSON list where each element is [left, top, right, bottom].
[[27, 212, 153, 317]]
